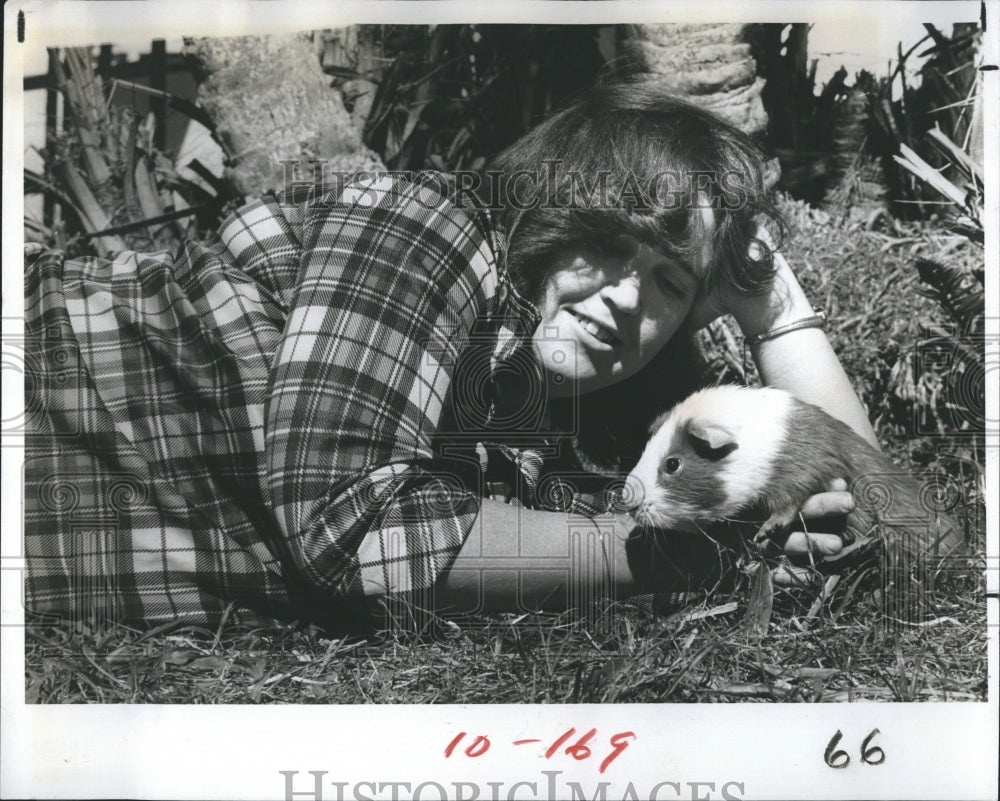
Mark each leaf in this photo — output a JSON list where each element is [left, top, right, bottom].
[[400, 100, 431, 149], [744, 563, 774, 639], [60, 48, 111, 185], [134, 156, 163, 220], [926, 125, 983, 183], [241, 655, 267, 680], [24, 168, 84, 214], [109, 78, 217, 132], [914, 258, 985, 334], [52, 159, 126, 256], [893, 145, 967, 207]]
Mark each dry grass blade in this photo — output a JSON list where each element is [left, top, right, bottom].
[[927, 125, 983, 183], [762, 664, 840, 680], [698, 682, 788, 699], [893, 145, 967, 207], [744, 564, 774, 639], [805, 575, 841, 622], [666, 601, 739, 625]]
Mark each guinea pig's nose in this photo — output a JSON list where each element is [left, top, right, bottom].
[[621, 475, 646, 512]]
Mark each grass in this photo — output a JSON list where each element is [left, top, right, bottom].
[[23, 195, 987, 704], [25, 563, 986, 704]]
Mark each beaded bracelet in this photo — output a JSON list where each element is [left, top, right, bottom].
[[744, 309, 827, 347]]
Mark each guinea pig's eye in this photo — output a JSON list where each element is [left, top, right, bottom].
[[664, 457, 682, 474]]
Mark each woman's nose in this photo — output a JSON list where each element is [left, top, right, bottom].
[[600, 275, 641, 315]]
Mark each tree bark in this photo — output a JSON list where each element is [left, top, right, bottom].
[[184, 33, 383, 198], [622, 23, 768, 135]]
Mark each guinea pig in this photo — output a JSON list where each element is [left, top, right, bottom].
[[623, 385, 964, 557]]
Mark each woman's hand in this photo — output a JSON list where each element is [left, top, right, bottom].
[[684, 281, 731, 332], [685, 224, 812, 337], [770, 478, 856, 586]]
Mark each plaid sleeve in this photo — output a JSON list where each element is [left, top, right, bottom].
[[214, 192, 308, 311], [266, 174, 502, 598]]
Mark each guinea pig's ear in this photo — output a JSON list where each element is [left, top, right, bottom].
[[687, 418, 738, 459]]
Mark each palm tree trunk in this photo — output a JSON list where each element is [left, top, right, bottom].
[[622, 23, 768, 135], [184, 32, 383, 199]]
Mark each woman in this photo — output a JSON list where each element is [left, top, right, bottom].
[[24, 82, 870, 629]]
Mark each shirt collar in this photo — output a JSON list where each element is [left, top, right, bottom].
[[466, 203, 542, 372]]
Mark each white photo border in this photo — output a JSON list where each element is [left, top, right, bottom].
[[2, 2, 997, 799]]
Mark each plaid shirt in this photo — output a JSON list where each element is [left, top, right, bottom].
[[25, 173, 619, 627]]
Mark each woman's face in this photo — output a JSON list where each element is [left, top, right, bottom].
[[532, 223, 711, 396]]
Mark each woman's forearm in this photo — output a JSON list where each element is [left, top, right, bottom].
[[435, 498, 639, 612], [749, 328, 879, 449], [733, 249, 880, 449], [435, 500, 750, 613]]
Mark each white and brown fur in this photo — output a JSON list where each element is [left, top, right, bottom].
[[625, 386, 963, 555]]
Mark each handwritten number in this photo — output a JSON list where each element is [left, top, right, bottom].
[[565, 728, 598, 760], [444, 732, 465, 757], [446, 728, 636, 773], [545, 728, 576, 759], [861, 729, 885, 765], [445, 732, 491, 758], [825, 729, 885, 769], [600, 731, 637, 774], [824, 730, 851, 769]]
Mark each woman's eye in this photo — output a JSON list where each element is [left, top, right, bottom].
[[655, 273, 685, 297], [656, 275, 678, 295], [664, 457, 682, 474]]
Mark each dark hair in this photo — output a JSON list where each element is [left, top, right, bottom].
[[486, 80, 782, 304]]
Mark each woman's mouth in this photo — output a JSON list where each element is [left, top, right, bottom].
[[567, 309, 621, 348]]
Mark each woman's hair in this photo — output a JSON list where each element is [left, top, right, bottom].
[[486, 79, 782, 304]]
